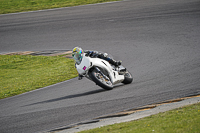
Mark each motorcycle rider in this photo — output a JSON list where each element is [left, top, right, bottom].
[[72, 47, 122, 79]]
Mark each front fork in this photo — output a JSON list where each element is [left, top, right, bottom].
[[94, 67, 110, 81]]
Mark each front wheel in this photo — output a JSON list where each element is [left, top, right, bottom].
[[122, 70, 133, 84], [89, 68, 113, 90]]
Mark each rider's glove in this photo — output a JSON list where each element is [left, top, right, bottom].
[[85, 51, 93, 57]]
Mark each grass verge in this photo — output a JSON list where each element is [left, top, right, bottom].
[[0, 55, 78, 99], [0, 0, 120, 14], [79, 102, 200, 133]]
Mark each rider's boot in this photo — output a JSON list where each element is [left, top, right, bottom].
[[110, 59, 122, 66], [115, 60, 122, 66]]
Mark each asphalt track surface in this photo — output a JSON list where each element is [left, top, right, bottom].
[[0, 0, 200, 132]]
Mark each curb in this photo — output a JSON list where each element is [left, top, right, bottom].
[[1, 50, 72, 58], [45, 94, 200, 133]]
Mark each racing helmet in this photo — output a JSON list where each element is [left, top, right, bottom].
[[72, 47, 84, 65]]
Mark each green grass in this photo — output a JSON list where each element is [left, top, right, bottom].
[[0, 0, 120, 14], [0, 55, 78, 99], [79, 102, 200, 133]]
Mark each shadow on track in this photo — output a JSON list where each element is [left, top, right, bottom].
[[23, 89, 106, 107]]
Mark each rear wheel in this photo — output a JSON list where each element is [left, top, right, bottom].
[[89, 68, 113, 90], [122, 71, 133, 84]]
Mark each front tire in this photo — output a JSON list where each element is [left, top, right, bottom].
[[89, 68, 113, 90]]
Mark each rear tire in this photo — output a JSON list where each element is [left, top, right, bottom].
[[122, 71, 133, 84], [89, 68, 113, 90]]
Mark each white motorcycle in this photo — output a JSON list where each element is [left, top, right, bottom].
[[75, 53, 133, 90]]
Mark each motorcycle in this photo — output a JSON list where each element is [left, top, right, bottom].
[[75, 53, 133, 90]]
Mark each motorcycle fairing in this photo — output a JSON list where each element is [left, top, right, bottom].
[[76, 54, 124, 85]]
